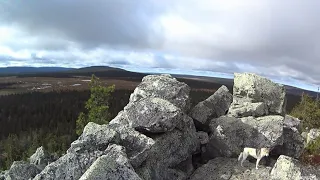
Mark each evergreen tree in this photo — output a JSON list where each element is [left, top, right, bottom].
[[290, 92, 320, 130], [76, 75, 115, 135]]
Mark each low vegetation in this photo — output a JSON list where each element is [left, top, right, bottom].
[[290, 93, 320, 165], [290, 93, 320, 130]]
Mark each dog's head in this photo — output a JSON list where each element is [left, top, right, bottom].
[[261, 148, 270, 157]]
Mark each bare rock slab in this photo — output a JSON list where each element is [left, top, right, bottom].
[[229, 73, 286, 117], [129, 74, 191, 112], [271, 155, 319, 180], [79, 144, 142, 180], [190, 85, 232, 127]]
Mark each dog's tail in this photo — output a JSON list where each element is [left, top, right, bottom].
[[238, 152, 243, 161]]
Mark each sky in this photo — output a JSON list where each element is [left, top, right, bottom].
[[0, 0, 320, 91]]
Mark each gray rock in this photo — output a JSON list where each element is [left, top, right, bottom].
[[4, 161, 40, 180], [281, 127, 304, 158], [109, 110, 130, 127], [190, 85, 232, 126], [189, 157, 272, 180], [306, 128, 320, 145], [284, 115, 302, 130], [136, 115, 199, 180], [79, 144, 142, 180], [273, 115, 304, 158], [175, 156, 194, 177], [33, 149, 108, 180], [34, 121, 154, 180], [0, 171, 6, 180], [69, 122, 154, 169], [68, 122, 119, 153], [270, 155, 319, 180], [111, 124, 155, 168], [124, 97, 184, 133], [206, 115, 283, 158], [129, 74, 191, 112], [29, 146, 52, 170], [228, 102, 268, 118], [197, 131, 209, 145], [229, 73, 286, 117]]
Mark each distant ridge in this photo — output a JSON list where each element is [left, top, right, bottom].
[[9, 66, 148, 80], [0, 66, 317, 97], [0, 67, 74, 75]]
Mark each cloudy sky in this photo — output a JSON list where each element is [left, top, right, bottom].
[[0, 0, 320, 91]]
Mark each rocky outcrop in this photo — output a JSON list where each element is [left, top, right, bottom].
[[29, 146, 52, 170], [274, 115, 304, 158], [190, 85, 232, 128], [79, 144, 142, 180], [270, 155, 319, 180], [228, 73, 286, 117], [2, 73, 314, 180], [205, 115, 283, 158], [31, 74, 197, 180], [33, 120, 154, 179], [129, 74, 191, 112], [189, 157, 272, 180], [3, 161, 40, 180], [136, 114, 198, 180], [33, 148, 110, 180], [123, 97, 184, 133]]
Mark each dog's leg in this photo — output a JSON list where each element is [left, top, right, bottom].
[[238, 152, 243, 161], [241, 152, 248, 167], [255, 157, 261, 169]]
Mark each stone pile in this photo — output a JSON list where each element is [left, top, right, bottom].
[[1, 73, 318, 180]]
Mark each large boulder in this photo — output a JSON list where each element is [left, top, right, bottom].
[[29, 146, 52, 170], [33, 149, 109, 180], [136, 115, 199, 180], [272, 115, 304, 158], [69, 122, 154, 169], [228, 73, 286, 117], [189, 85, 232, 128], [205, 115, 283, 158], [3, 161, 40, 180], [34, 122, 154, 180], [284, 115, 302, 130], [189, 157, 272, 180], [270, 155, 319, 180], [129, 74, 191, 112], [79, 144, 142, 180], [68, 122, 119, 153], [111, 124, 155, 168], [123, 97, 184, 133]]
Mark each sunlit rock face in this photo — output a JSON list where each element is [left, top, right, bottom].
[[228, 73, 286, 117]]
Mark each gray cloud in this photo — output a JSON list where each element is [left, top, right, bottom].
[[0, 0, 320, 86], [0, 0, 165, 50]]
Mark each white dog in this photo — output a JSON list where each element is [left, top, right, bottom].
[[238, 147, 270, 169]]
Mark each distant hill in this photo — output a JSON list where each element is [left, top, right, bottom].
[[2, 66, 318, 98], [0, 67, 74, 76], [15, 66, 148, 80]]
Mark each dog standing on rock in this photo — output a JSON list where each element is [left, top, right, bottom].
[[238, 147, 270, 169]]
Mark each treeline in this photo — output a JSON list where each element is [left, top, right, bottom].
[[0, 87, 212, 170]]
